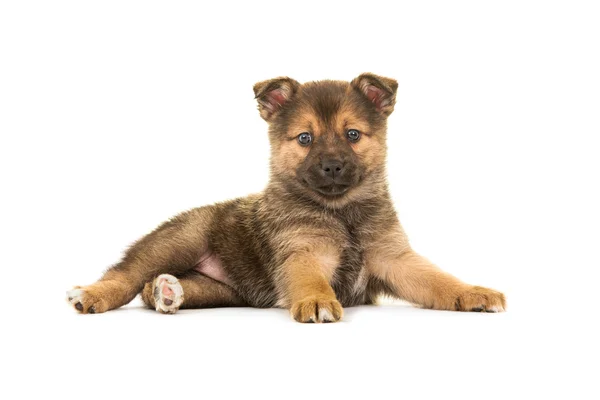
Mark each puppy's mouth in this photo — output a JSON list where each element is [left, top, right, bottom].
[[312, 183, 351, 197], [300, 177, 358, 198]]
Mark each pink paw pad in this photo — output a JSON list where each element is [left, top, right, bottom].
[[159, 279, 174, 297], [153, 274, 184, 313]]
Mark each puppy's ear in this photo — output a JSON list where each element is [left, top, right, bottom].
[[351, 73, 398, 116], [253, 77, 300, 121]]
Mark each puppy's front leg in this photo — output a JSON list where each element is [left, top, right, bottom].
[[280, 249, 343, 323], [368, 240, 506, 312]]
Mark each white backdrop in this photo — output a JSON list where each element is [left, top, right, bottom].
[[1, 1, 599, 399]]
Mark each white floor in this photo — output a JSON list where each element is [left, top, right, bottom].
[[7, 292, 596, 399]]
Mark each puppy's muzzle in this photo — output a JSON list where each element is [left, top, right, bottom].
[[311, 158, 355, 195]]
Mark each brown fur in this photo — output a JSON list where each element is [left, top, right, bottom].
[[66, 73, 505, 322], [141, 272, 245, 310]]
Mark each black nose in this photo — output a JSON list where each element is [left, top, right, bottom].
[[321, 159, 344, 179]]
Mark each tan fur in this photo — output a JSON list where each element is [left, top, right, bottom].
[[281, 247, 343, 323], [366, 230, 505, 311]]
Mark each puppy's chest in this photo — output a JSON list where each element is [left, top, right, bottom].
[[330, 228, 371, 307]]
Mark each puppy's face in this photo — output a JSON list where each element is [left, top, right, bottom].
[[254, 73, 398, 207]]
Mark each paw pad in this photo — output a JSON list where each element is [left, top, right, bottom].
[[153, 274, 184, 314]]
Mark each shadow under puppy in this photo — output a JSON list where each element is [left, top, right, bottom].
[[67, 73, 506, 322]]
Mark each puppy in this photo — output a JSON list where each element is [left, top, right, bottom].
[[66, 73, 506, 322]]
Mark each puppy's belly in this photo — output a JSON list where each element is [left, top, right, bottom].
[[193, 251, 233, 286]]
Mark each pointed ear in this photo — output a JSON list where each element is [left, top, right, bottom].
[[253, 77, 300, 121], [351, 73, 398, 116]]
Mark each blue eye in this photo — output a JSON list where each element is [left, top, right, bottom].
[[346, 129, 360, 142], [297, 132, 312, 146]]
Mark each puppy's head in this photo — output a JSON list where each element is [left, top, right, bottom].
[[254, 73, 397, 207]]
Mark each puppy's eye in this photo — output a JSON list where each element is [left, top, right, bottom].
[[297, 132, 312, 146], [346, 129, 361, 142]]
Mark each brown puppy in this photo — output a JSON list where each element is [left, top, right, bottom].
[[66, 73, 506, 322]]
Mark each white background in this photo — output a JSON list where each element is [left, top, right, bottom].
[[1, 1, 599, 399]]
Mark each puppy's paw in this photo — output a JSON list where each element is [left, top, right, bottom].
[[153, 274, 184, 314], [66, 286, 108, 314], [290, 295, 343, 323], [455, 285, 506, 313]]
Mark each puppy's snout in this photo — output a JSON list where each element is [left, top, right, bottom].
[[321, 159, 345, 180]]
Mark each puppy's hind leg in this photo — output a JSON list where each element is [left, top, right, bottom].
[[141, 272, 246, 314], [67, 207, 215, 314], [141, 274, 185, 314]]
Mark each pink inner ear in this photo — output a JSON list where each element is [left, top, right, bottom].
[[265, 89, 288, 111], [365, 85, 388, 110]]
